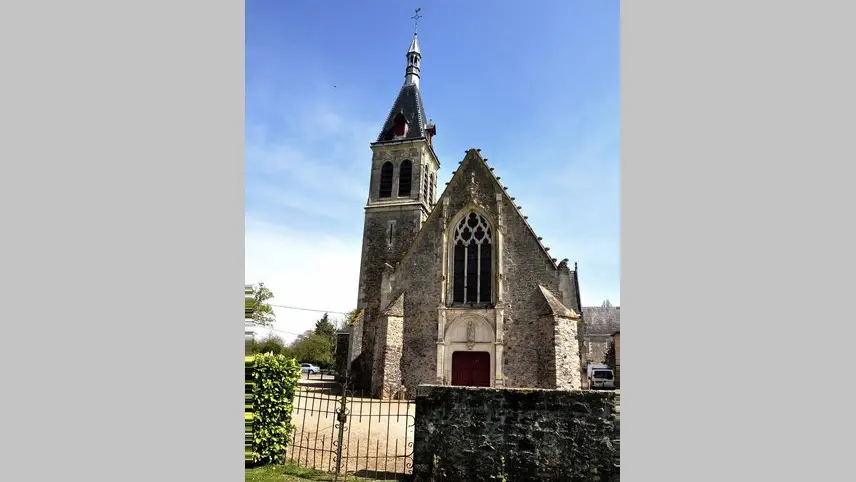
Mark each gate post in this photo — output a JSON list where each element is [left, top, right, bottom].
[[333, 376, 348, 480]]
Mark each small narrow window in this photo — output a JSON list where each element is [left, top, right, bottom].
[[379, 162, 393, 198], [387, 222, 395, 247], [422, 168, 429, 201], [399, 160, 412, 197]]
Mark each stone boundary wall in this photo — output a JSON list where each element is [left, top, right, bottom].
[[412, 385, 619, 482]]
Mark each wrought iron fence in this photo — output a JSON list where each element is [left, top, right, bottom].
[[285, 370, 415, 481]]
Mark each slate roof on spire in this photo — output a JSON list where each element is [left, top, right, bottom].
[[375, 83, 428, 142]]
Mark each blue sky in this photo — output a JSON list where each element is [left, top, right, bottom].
[[245, 1, 619, 341]]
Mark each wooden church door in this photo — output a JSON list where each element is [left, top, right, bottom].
[[451, 351, 491, 387]]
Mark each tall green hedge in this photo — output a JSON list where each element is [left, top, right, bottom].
[[245, 353, 301, 465]]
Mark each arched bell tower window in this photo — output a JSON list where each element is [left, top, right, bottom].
[[422, 168, 429, 201], [379, 161, 394, 198], [429, 173, 435, 204], [398, 160, 412, 197], [452, 212, 493, 304]]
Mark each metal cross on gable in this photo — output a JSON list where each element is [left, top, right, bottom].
[[412, 8, 423, 33]]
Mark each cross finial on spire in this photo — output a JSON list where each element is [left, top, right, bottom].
[[404, 9, 422, 86], [412, 8, 423, 34]]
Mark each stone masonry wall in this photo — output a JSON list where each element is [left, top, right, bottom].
[[354, 141, 436, 394], [412, 386, 620, 482], [536, 314, 557, 388], [536, 314, 582, 390], [554, 315, 582, 390], [354, 208, 423, 393], [395, 229, 444, 392], [371, 314, 405, 398]]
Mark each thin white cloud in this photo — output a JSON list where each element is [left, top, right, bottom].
[[245, 216, 362, 343], [253, 185, 357, 221]]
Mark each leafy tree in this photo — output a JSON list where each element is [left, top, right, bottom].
[[246, 333, 293, 358], [338, 308, 360, 333], [247, 282, 276, 327], [605, 341, 617, 370], [314, 312, 336, 345], [290, 331, 334, 368], [257, 334, 285, 355]]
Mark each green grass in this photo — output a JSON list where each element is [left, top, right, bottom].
[[245, 463, 388, 482]]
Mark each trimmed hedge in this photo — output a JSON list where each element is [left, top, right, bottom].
[[245, 354, 301, 465]]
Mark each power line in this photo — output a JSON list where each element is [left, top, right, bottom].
[[248, 324, 304, 338], [268, 304, 351, 316]]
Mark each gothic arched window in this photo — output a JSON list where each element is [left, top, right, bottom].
[[429, 173, 435, 204], [398, 160, 412, 197], [452, 212, 493, 304], [379, 162, 394, 198]]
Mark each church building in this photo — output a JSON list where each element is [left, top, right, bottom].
[[347, 29, 585, 399]]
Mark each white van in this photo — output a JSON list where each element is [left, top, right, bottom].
[[588, 365, 615, 389]]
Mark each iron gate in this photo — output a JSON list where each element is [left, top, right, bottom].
[[285, 371, 415, 480]]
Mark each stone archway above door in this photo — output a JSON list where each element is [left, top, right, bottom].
[[436, 310, 502, 387]]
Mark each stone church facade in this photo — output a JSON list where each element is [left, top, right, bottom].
[[347, 31, 585, 398]]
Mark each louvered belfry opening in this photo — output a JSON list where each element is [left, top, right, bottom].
[[379, 161, 394, 198], [398, 160, 412, 197]]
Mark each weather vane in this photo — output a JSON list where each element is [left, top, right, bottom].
[[412, 8, 423, 33]]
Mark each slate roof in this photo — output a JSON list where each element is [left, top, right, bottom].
[[582, 303, 620, 336], [376, 83, 428, 142]]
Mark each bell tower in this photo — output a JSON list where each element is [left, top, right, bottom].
[[352, 16, 440, 392]]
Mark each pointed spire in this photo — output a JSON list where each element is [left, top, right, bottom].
[[375, 9, 431, 143], [408, 33, 421, 56], [404, 9, 423, 87]]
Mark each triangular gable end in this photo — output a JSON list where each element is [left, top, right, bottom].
[[392, 148, 563, 273]]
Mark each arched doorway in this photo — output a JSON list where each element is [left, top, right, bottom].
[[451, 351, 491, 387]]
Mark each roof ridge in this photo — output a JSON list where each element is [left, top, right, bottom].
[[414, 87, 427, 134], [468, 149, 559, 269], [391, 149, 567, 275]]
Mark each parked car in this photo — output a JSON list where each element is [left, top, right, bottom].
[[299, 363, 320, 374]]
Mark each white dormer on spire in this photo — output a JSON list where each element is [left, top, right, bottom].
[[404, 33, 422, 88]]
